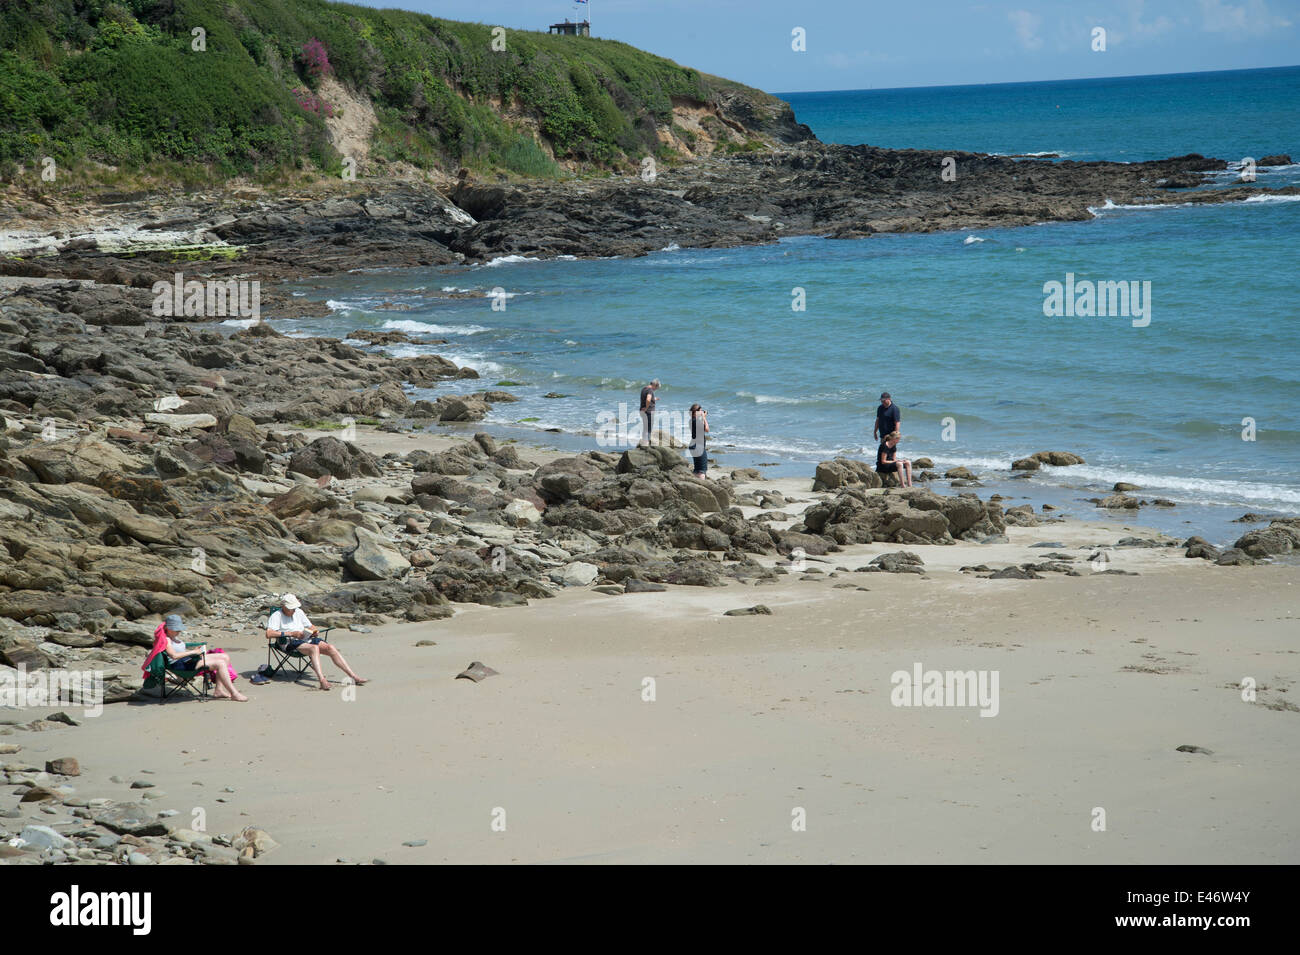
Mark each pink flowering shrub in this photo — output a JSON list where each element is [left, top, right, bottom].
[[299, 38, 333, 80], [291, 87, 334, 117]]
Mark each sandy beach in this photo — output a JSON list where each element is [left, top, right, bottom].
[[6, 438, 1296, 864]]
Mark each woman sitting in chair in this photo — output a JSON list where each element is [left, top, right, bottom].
[[266, 594, 368, 692], [151, 613, 247, 702]]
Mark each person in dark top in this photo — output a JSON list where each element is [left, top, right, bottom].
[[873, 392, 900, 441], [876, 432, 913, 487], [639, 379, 660, 446], [689, 403, 709, 477]]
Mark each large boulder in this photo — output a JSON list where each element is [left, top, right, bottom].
[[533, 455, 609, 502], [549, 562, 598, 587], [670, 475, 731, 513], [17, 436, 145, 484], [307, 580, 452, 621], [344, 527, 411, 581], [812, 457, 881, 491], [1234, 522, 1300, 558], [267, 484, 334, 519], [1031, 451, 1085, 466], [616, 446, 687, 474], [502, 499, 543, 526], [1097, 493, 1139, 509], [288, 437, 381, 479], [438, 397, 490, 422]]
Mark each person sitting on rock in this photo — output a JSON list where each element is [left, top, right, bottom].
[[265, 593, 367, 692], [876, 432, 913, 488], [150, 613, 247, 702]]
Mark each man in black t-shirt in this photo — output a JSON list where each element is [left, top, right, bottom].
[[873, 391, 900, 441], [639, 379, 660, 446]]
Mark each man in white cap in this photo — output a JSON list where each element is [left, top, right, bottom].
[[265, 593, 367, 691]]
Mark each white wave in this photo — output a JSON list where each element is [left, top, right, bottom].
[[929, 454, 1013, 470], [1040, 464, 1300, 508], [381, 319, 488, 335], [375, 344, 426, 358], [325, 299, 359, 312], [481, 254, 540, 267], [1014, 247, 1027, 252], [661, 243, 681, 252], [1090, 192, 1300, 216], [1088, 198, 1173, 214], [962, 235, 986, 245], [219, 318, 259, 328], [736, 391, 806, 405]]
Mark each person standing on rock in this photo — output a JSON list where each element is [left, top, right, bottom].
[[877, 432, 913, 487], [639, 379, 660, 446], [873, 391, 901, 442], [689, 404, 709, 477], [265, 593, 367, 692]]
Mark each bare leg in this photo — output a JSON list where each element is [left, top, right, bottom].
[[321, 644, 366, 684], [203, 653, 247, 702], [300, 645, 329, 690], [902, 459, 913, 487]]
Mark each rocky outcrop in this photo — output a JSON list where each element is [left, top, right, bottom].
[[813, 457, 882, 492], [1233, 520, 1300, 558], [799, 488, 1004, 545], [289, 437, 381, 479]]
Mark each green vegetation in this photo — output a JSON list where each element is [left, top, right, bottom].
[[494, 379, 524, 386], [0, 0, 791, 183]]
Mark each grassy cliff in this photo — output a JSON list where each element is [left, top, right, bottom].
[[0, 0, 808, 183]]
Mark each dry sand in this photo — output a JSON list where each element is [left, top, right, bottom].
[[9, 465, 1297, 863]]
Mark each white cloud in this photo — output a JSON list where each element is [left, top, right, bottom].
[[1124, 0, 1176, 37], [1007, 9, 1044, 50], [1199, 0, 1293, 36]]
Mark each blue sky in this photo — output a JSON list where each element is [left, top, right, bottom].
[[345, 0, 1300, 92]]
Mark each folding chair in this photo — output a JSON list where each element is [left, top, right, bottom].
[[261, 610, 335, 684], [143, 644, 211, 703]]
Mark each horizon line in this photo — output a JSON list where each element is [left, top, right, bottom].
[[773, 62, 1300, 98]]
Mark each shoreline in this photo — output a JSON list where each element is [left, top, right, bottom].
[[2, 375, 1297, 864]]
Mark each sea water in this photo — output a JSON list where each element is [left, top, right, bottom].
[[277, 66, 1300, 545]]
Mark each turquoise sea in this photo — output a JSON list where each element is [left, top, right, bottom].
[[276, 66, 1300, 545]]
